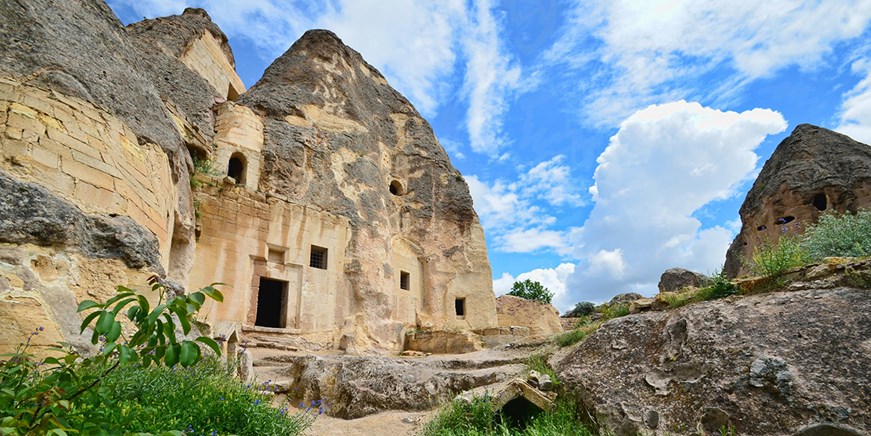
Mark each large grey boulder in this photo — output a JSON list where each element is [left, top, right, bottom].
[[556, 287, 871, 435], [657, 268, 711, 293]]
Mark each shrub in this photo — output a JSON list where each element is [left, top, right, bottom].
[[750, 235, 811, 278], [507, 279, 554, 305], [803, 210, 871, 260], [599, 302, 630, 320], [554, 322, 602, 348], [697, 270, 738, 301], [422, 395, 593, 436], [0, 279, 315, 435], [563, 301, 595, 318], [659, 291, 695, 309]]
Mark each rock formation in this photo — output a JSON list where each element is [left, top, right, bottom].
[[555, 286, 871, 435], [0, 1, 496, 354], [657, 268, 711, 293], [725, 124, 871, 277], [494, 295, 562, 336]]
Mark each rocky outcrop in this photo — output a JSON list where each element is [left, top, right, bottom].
[[556, 287, 871, 435], [725, 124, 871, 277], [657, 268, 711, 293], [495, 295, 562, 336], [255, 351, 525, 419], [608, 292, 644, 305]]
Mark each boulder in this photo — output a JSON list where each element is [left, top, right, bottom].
[[495, 295, 562, 336], [725, 124, 871, 277], [607, 292, 644, 305], [556, 287, 871, 435], [657, 268, 711, 293]]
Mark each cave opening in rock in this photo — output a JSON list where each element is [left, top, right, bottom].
[[227, 153, 245, 184], [775, 216, 795, 225], [497, 397, 543, 430], [389, 179, 404, 196], [455, 298, 465, 317], [812, 193, 828, 211], [255, 277, 287, 328], [400, 271, 410, 290]]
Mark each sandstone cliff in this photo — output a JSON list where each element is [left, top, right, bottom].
[[725, 124, 871, 277], [0, 2, 496, 354]]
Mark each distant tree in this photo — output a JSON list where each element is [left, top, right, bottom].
[[563, 301, 595, 318], [507, 279, 554, 304]]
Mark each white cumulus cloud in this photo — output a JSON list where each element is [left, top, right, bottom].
[[836, 58, 871, 145], [565, 101, 787, 302]]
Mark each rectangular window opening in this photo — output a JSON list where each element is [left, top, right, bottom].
[[400, 271, 410, 290], [455, 298, 466, 317], [255, 277, 287, 328], [310, 245, 328, 270]]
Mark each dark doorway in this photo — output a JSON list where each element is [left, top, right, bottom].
[[455, 298, 466, 317], [227, 153, 245, 184], [255, 277, 287, 328], [812, 193, 828, 211]]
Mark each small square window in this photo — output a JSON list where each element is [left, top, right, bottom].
[[268, 248, 285, 264], [310, 245, 328, 270], [400, 271, 410, 290], [455, 298, 466, 317]]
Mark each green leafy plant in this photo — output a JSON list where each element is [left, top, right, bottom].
[[750, 235, 811, 279], [803, 210, 871, 260], [422, 395, 593, 435], [507, 279, 554, 305], [554, 322, 602, 348], [0, 278, 226, 435], [526, 354, 560, 387], [697, 270, 738, 301], [599, 302, 630, 320]]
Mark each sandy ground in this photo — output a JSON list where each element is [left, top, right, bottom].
[[305, 410, 433, 436]]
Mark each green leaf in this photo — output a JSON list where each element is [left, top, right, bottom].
[[76, 300, 101, 312], [79, 311, 101, 334], [146, 304, 167, 324], [119, 345, 135, 364], [195, 336, 221, 356], [164, 344, 180, 367], [103, 291, 135, 307], [127, 305, 140, 321], [179, 341, 200, 367], [136, 295, 150, 317], [102, 342, 116, 356], [189, 292, 205, 306], [105, 321, 122, 343], [202, 286, 224, 302], [96, 311, 115, 334], [112, 297, 137, 315]]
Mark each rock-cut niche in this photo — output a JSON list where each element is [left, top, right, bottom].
[[227, 152, 246, 184]]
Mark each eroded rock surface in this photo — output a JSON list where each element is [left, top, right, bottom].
[[556, 287, 871, 435], [725, 124, 871, 277], [254, 349, 526, 419], [495, 295, 562, 336], [657, 268, 711, 293]]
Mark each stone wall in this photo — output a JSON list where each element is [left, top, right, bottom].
[[181, 31, 246, 100]]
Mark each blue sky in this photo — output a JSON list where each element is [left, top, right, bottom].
[[108, 0, 871, 312]]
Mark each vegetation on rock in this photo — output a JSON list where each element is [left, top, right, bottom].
[[562, 301, 595, 318], [507, 280, 554, 305]]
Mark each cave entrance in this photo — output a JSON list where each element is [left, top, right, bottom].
[[812, 193, 828, 211], [497, 397, 544, 430], [255, 277, 287, 328]]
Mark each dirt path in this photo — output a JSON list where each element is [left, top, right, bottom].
[[306, 410, 432, 436]]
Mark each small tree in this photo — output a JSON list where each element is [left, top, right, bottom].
[[507, 279, 554, 304], [563, 301, 595, 318]]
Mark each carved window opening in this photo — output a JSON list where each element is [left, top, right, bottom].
[[310, 245, 328, 270], [812, 193, 828, 211], [775, 216, 795, 225], [389, 180, 405, 196], [400, 271, 410, 290], [227, 153, 246, 184], [455, 298, 466, 317], [255, 277, 287, 328], [757, 225, 767, 231]]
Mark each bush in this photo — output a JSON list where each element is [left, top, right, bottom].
[[422, 395, 593, 436], [554, 322, 602, 348], [563, 302, 595, 318], [750, 235, 811, 278], [599, 302, 630, 320], [507, 279, 554, 305], [697, 270, 738, 301], [803, 210, 871, 260], [0, 279, 314, 435]]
